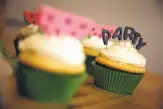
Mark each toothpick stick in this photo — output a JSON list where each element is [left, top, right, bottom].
[[106, 45, 109, 53], [124, 41, 126, 47]]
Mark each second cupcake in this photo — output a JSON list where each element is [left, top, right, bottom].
[[82, 35, 114, 76], [82, 25, 116, 76], [93, 41, 146, 94]]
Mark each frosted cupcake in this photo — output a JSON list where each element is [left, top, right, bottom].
[[92, 41, 146, 94], [14, 24, 40, 56], [82, 25, 116, 76], [82, 36, 114, 76], [15, 5, 96, 103], [15, 34, 87, 102]]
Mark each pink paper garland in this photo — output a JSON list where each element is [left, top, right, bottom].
[[38, 5, 96, 39], [88, 24, 116, 38], [23, 5, 117, 40], [24, 11, 40, 24]]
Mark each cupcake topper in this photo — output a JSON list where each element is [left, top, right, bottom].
[[100, 25, 116, 37], [100, 25, 116, 53], [38, 5, 96, 39], [23, 11, 40, 24], [102, 26, 147, 50], [102, 29, 111, 45], [89, 25, 116, 38], [88, 25, 101, 37], [112, 27, 123, 40]]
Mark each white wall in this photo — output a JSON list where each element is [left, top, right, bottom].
[[5, 0, 163, 73]]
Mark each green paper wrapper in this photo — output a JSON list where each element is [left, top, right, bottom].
[[92, 61, 144, 94], [15, 62, 87, 103], [85, 55, 95, 76]]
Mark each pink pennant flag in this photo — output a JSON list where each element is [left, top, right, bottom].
[[24, 11, 40, 24], [88, 24, 116, 38], [88, 25, 101, 37], [38, 5, 96, 39]]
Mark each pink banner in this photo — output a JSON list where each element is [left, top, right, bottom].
[[38, 5, 96, 39]]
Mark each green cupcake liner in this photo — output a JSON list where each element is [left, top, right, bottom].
[[92, 61, 144, 94], [85, 55, 95, 76], [15, 62, 87, 103]]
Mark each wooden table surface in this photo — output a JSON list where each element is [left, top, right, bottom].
[[72, 73, 163, 109], [0, 60, 163, 109]]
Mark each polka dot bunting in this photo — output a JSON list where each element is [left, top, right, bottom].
[[38, 5, 97, 39], [24, 11, 40, 24], [88, 25, 101, 37], [88, 25, 117, 38]]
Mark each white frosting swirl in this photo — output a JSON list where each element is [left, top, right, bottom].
[[82, 36, 114, 51], [101, 41, 146, 67], [28, 24, 39, 33], [21, 24, 39, 36], [19, 33, 85, 65]]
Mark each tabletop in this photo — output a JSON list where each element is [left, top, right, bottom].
[[0, 60, 163, 109]]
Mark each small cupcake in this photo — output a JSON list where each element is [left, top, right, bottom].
[[14, 24, 40, 56], [92, 41, 146, 94], [16, 34, 87, 102], [82, 36, 114, 76], [15, 5, 96, 103], [82, 25, 116, 76]]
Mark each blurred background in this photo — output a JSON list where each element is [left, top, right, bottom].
[[1, 0, 163, 73]]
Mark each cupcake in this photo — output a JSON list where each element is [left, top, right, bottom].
[[82, 25, 116, 76], [16, 34, 87, 102], [15, 5, 96, 103], [82, 35, 114, 76], [92, 41, 146, 94], [14, 24, 40, 56]]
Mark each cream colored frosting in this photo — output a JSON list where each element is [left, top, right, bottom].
[[28, 24, 39, 32], [19, 33, 85, 65], [82, 36, 114, 51], [21, 24, 39, 36], [101, 41, 146, 67]]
